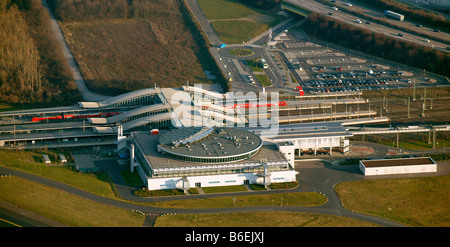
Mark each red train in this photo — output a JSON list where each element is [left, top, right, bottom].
[[296, 86, 304, 96], [31, 112, 120, 122], [225, 101, 288, 109]]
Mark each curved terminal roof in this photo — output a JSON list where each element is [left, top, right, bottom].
[[88, 104, 171, 124], [158, 127, 262, 160], [121, 112, 174, 131], [78, 88, 158, 108]]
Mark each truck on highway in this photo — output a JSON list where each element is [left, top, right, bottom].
[[385, 10, 404, 21]]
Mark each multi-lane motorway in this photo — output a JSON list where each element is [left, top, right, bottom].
[[332, 0, 450, 43], [284, 0, 450, 52]]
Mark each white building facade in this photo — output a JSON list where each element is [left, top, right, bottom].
[[359, 157, 437, 176]]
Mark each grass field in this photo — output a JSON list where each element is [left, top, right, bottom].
[[1, 148, 449, 226], [0, 176, 145, 227], [0, 176, 372, 227], [255, 73, 273, 87], [383, 139, 450, 150], [145, 192, 327, 209], [211, 20, 270, 44], [62, 18, 211, 95], [246, 58, 264, 72], [335, 175, 450, 226], [0, 149, 116, 199], [229, 48, 254, 57], [198, 0, 259, 20], [154, 211, 380, 227], [199, 0, 284, 44]]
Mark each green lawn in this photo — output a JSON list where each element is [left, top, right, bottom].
[[255, 73, 272, 87], [199, 0, 284, 44], [201, 185, 248, 193], [155, 211, 380, 227], [229, 48, 254, 57], [335, 175, 450, 226], [0, 176, 372, 227], [246, 58, 264, 72], [0, 149, 116, 199], [384, 139, 450, 150], [198, 0, 258, 20], [146, 192, 327, 209], [0, 176, 145, 227], [211, 20, 269, 44]]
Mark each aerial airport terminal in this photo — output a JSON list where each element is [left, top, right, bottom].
[[1, 85, 448, 190]]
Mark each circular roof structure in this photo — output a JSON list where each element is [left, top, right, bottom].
[[157, 127, 262, 163]]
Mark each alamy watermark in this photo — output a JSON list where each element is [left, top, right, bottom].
[[170, 84, 280, 138]]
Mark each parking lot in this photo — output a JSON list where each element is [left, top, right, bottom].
[[275, 32, 445, 96]]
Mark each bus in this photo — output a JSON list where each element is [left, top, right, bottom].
[[291, 60, 300, 69], [260, 58, 269, 69]]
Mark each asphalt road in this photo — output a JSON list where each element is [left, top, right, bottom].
[[0, 201, 66, 227], [7, 0, 444, 227], [0, 160, 413, 227], [333, 0, 450, 43], [284, 0, 450, 52], [2, 148, 450, 227]]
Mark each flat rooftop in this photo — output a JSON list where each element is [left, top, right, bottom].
[[158, 127, 262, 158], [243, 121, 352, 139], [361, 157, 436, 168], [132, 131, 285, 170]]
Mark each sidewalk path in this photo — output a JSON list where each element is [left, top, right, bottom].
[[41, 0, 111, 102]]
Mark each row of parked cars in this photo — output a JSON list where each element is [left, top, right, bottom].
[[314, 70, 402, 80], [309, 84, 404, 94], [308, 77, 407, 87], [304, 77, 411, 94]]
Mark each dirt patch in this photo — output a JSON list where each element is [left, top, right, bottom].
[[147, 21, 168, 45]]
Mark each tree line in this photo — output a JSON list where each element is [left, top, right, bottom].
[[353, 0, 450, 32], [303, 12, 450, 77], [0, 0, 81, 105], [47, 0, 181, 22]]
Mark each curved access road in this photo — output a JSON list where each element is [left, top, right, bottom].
[[0, 160, 413, 227]]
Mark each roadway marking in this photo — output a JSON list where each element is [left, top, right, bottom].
[[0, 217, 22, 227]]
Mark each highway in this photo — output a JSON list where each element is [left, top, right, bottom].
[[332, 0, 450, 43], [284, 0, 450, 52]]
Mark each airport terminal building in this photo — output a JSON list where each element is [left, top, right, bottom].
[[126, 127, 298, 191]]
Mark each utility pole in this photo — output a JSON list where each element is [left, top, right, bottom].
[[433, 127, 436, 149], [422, 101, 426, 117], [396, 131, 399, 149], [384, 97, 388, 112], [413, 79, 416, 101], [424, 87, 427, 109], [407, 97, 410, 118]]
